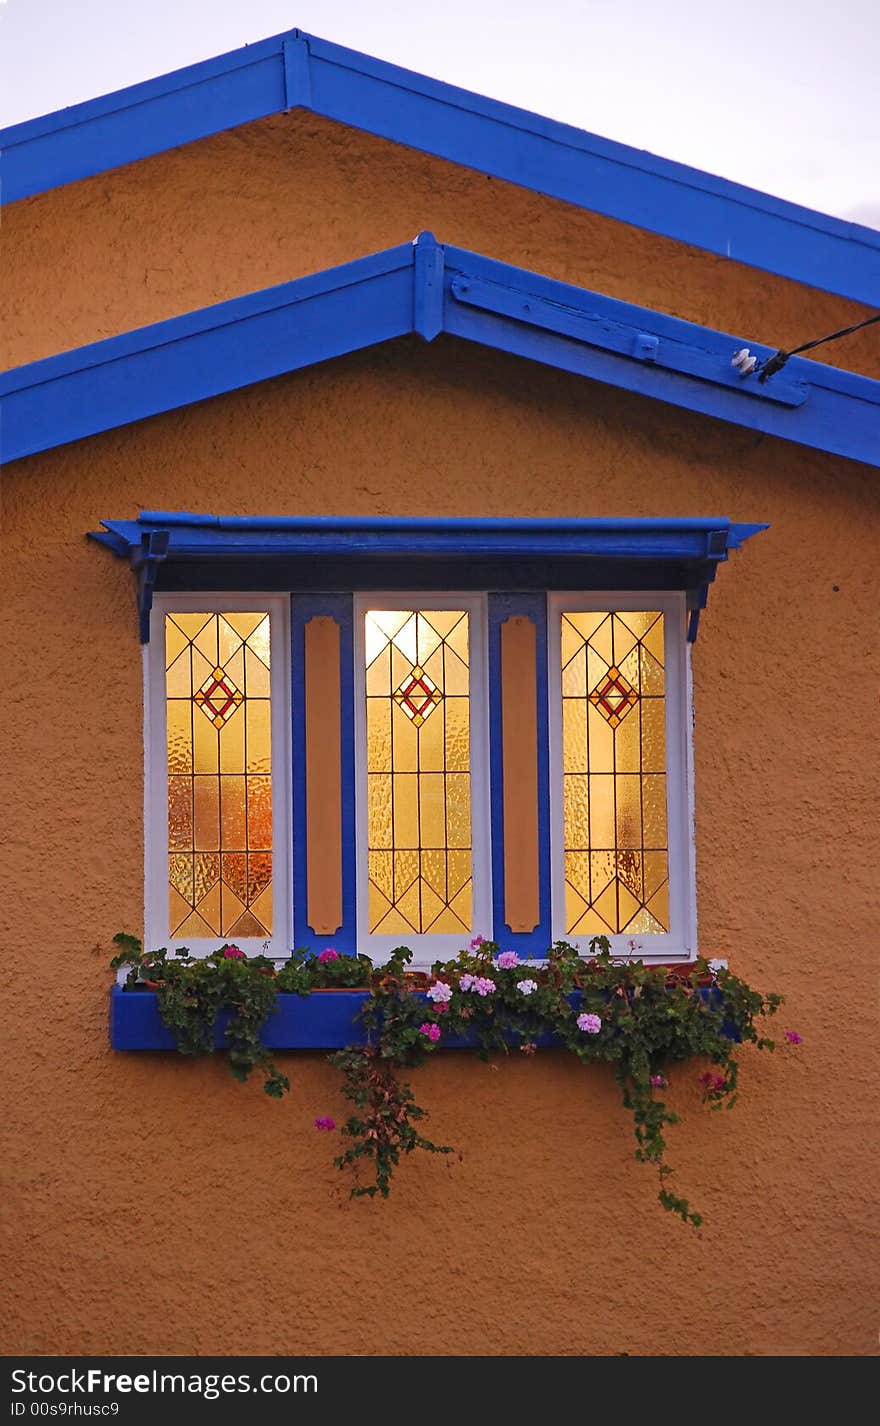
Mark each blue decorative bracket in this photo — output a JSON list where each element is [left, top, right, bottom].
[[129, 529, 170, 642]]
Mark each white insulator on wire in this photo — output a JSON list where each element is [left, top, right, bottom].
[[731, 347, 757, 375]]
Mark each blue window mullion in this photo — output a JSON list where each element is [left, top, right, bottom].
[[487, 593, 551, 956], [291, 593, 357, 955]]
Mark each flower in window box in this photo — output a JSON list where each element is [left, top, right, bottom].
[[459, 974, 496, 996], [577, 1012, 602, 1034], [494, 951, 519, 969], [426, 980, 453, 1003]]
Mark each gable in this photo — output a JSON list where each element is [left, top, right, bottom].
[[5, 110, 879, 380], [2, 236, 877, 469], [3, 26, 877, 309]]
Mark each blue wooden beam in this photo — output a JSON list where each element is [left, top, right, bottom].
[[89, 511, 766, 644], [0, 244, 414, 460], [2, 28, 878, 305], [2, 236, 877, 468], [93, 511, 764, 561]]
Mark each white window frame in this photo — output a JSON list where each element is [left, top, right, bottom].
[[142, 587, 694, 967], [145, 593, 292, 959], [353, 592, 493, 968], [547, 591, 696, 962]]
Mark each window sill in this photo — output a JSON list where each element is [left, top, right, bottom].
[[110, 984, 732, 1052]]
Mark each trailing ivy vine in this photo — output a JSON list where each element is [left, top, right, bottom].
[[111, 933, 791, 1227]]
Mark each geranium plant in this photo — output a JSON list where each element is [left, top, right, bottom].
[[110, 933, 794, 1227], [111, 933, 290, 1096]]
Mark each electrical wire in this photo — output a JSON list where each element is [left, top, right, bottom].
[[758, 310, 880, 382]]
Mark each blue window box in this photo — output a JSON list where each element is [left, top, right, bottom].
[[110, 984, 734, 1052]]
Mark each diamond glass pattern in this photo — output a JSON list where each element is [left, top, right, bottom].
[[393, 665, 443, 727], [561, 611, 669, 936], [589, 666, 639, 729], [194, 666, 244, 728], [165, 612, 273, 939], [365, 610, 472, 935]]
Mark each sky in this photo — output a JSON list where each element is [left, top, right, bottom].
[[1, 0, 878, 228]]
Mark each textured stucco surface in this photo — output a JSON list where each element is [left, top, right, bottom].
[[2, 111, 878, 377], [3, 338, 878, 1357]]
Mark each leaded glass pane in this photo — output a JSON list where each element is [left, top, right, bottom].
[[165, 612, 273, 939], [561, 611, 668, 935], [365, 610, 473, 934]]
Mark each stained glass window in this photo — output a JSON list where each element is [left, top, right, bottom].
[[364, 610, 472, 935], [165, 611, 273, 940], [561, 610, 668, 936]]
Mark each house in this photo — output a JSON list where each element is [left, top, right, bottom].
[[2, 28, 878, 1359]]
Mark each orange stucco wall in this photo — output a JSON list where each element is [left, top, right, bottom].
[[2, 111, 878, 378], [3, 334, 877, 1356]]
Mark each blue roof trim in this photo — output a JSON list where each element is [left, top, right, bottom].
[[94, 511, 765, 552], [2, 28, 878, 304], [3, 234, 877, 468], [89, 513, 767, 643]]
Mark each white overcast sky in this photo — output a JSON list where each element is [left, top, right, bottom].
[[1, 0, 878, 227]]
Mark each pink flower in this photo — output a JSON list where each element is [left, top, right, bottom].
[[577, 1012, 602, 1034], [459, 973, 476, 991], [426, 980, 453, 1003], [223, 945, 245, 959], [495, 951, 519, 969], [784, 1030, 803, 1045], [650, 1074, 668, 1089], [700, 1071, 726, 1093], [419, 1022, 441, 1042], [469, 935, 486, 950], [434, 1003, 449, 1014], [317, 948, 339, 964], [314, 1117, 336, 1131]]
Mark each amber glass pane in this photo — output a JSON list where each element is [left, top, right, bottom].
[[365, 610, 472, 933], [165, 612, 273, 939], [561, 611, 668, 935]]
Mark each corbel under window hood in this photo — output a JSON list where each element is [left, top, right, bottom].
[[89, 512, 767, 643]]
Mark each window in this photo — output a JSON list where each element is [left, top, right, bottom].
[[354, 595, 492, 960], [548, 594, 694, 961], [146, 589, 693, 965], [145, 595, 291, 958]]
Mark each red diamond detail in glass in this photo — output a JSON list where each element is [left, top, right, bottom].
[[194, 665, 245, 729], [393, 664, 443, 728], [589, 665, 639, 730]]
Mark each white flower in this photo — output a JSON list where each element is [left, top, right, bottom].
[[426, 980, 453, 1003], [517, 979, 538, 996]]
